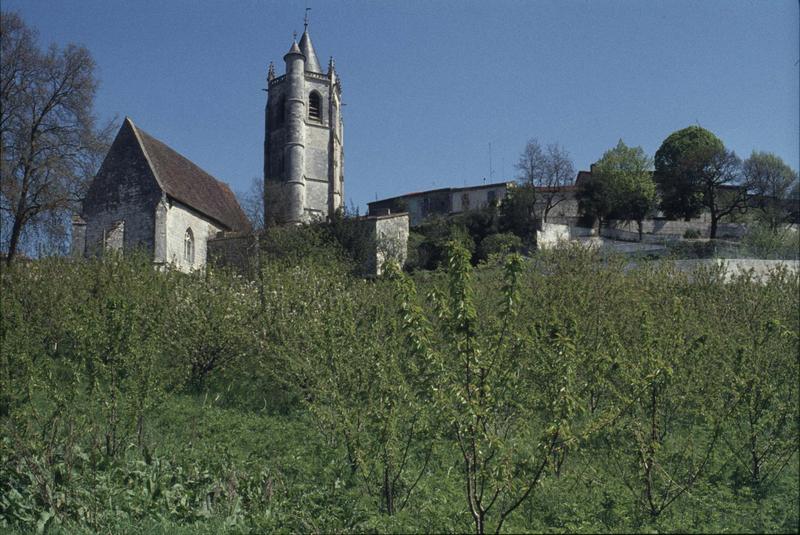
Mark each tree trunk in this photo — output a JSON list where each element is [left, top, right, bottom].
[[6, 209, 25, 265], [382, 461, 395, 515], [709, 215, 718, 240]]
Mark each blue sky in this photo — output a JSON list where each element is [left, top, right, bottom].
[[5, 0, 799, 212]]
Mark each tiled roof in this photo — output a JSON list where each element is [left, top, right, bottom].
[[128, 118, 251, 232], [369, 181, 515, 205]]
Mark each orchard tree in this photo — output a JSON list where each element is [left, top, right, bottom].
[[579, 140, 656, 239], [654, 126, 748, 238], [743, 151, 799, 231], [0, 11, 111, 262], [514, 139, 575, 222], [398, 243, 578, 534]]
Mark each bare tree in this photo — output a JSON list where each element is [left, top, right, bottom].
[[540, 143, 575, 221], [237, 176, 265, 231], [1, 11, 112, 262], [514, 139, 575, 222], [515, 138, 547, 186]]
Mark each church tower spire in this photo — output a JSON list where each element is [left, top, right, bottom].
[[263, 19, 344, 225], [298, 8, 322, 73]]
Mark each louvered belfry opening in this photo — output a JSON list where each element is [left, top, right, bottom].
[[309, 91, 321, 120]]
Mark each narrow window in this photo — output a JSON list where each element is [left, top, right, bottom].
[[309, 91, 322, 121], [184, 228, 194, 264]]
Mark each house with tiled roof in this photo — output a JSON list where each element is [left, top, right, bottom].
[[367, 175, 589, 227], [72, 117, 250, 272]]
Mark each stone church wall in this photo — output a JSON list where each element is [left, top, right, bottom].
[[164, 200, 224, 272], [305, 125, 330, 182], [81, 123, 162, 256], [305, 179, 329, 220]]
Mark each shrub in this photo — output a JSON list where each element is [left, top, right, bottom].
[[740, 224, 800, 259], [476, 232, 523, 262], [683, 228, 702, 239]]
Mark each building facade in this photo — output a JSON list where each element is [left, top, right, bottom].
[[368, 182, 515, 226], [73, 118, 250, 272], [264, 26, 344, 224], [367, 176, 592, 227]]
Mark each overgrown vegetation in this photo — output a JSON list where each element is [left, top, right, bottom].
[[1, 241, 798, 533]]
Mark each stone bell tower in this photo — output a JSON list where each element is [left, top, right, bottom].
[[263, 21, 344, 224]]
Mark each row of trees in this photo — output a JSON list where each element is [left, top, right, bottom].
[[513, 128, 798, 239]]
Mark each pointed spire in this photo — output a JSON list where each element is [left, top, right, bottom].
[[286, 40, 302, 57], [298, 29, 322, 73], [267, 62, 275, 82]]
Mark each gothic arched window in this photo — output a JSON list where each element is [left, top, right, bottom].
[[308, 91, 322, 121], [184, 228, 194, 265]]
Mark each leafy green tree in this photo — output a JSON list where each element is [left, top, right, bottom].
[[411, 216, 475, 270], [476, 232, 522, 262], [579, 140, 656, 238], [266, 257, 434, 516], [719, 270, 799, 496], [499, 183, 538, 245], [654, 126, 723, 219], [654, 126, 748, 238], [597, 265, 738, 522], [743, 151, 799, 230], [401, 242, 578, 534], [166, 268, 264, 389]]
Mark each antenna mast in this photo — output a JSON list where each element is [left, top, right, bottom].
[[489, 142, 494, 182]]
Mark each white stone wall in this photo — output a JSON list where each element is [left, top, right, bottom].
[[536, 222, 572, 249], [305, 125, 330, 182], [305, 179, 329, 220], [374, 214, 409, 275], [164, 200, 224, 272]]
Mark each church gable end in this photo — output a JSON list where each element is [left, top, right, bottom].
[[82, 118, 162, 255], [80, 118, 249, 271]]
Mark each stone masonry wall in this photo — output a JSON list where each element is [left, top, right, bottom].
[[165, 200, 224, 272], [82, 121, 162, 256], [368, 213, 409, 276]]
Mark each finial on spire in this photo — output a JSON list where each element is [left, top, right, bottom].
[[304, 7, 311, 30], [267, 62, 275, 81]]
